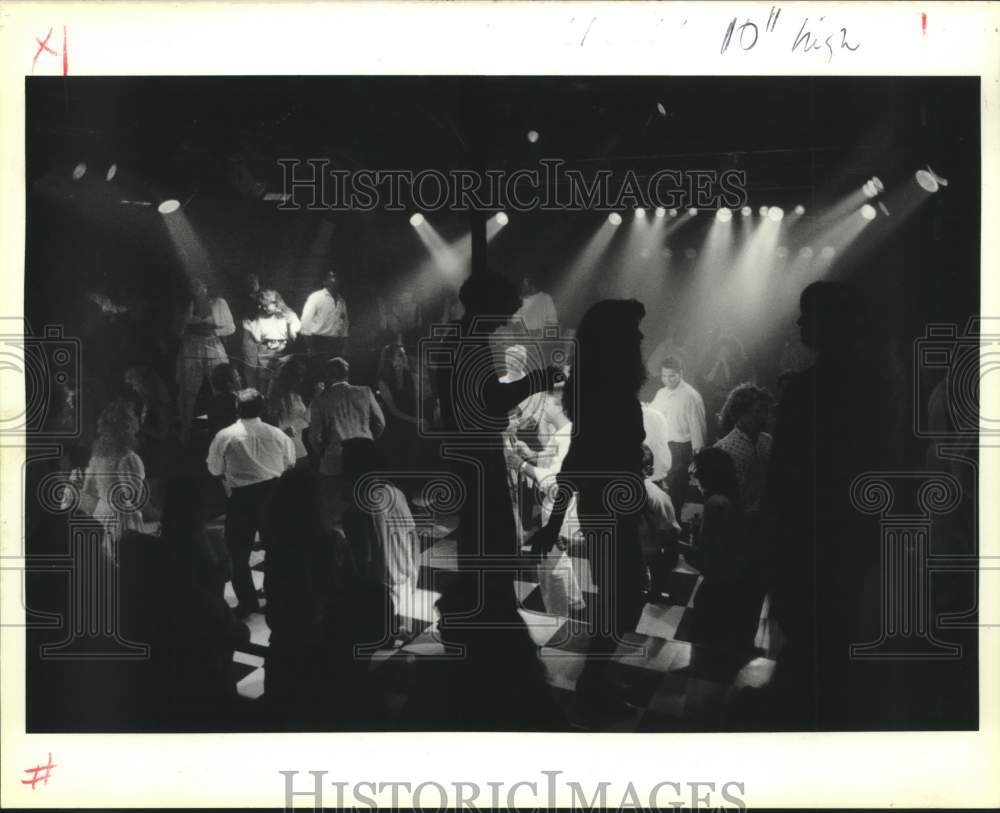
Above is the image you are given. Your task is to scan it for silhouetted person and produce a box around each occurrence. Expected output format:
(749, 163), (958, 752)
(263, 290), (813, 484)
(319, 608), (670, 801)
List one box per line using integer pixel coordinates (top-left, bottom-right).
(399, 574), (567, 731)
(762, 280), (889, 729)
(535, 299), (647, 723)
(263, 467), (369, 729)
(432, 271), (559, 609)
(681, 448), (763, 651)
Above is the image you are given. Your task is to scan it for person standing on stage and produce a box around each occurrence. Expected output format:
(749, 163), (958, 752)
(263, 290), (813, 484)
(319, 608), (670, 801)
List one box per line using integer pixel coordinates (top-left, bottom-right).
(177, 277), (236, 440)
(300, 268), (349, 362)
(649, 356), (707, 515)
(242, 288), (300, 391)
(207, 388), (295, 617)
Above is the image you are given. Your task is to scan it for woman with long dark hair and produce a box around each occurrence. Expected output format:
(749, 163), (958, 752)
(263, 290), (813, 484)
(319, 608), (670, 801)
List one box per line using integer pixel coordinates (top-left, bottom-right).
(534, 298), (648, 722)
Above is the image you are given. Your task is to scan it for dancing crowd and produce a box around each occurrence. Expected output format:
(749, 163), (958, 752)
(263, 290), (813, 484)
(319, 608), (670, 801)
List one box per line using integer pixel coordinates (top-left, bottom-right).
(28, 259), (918, 732)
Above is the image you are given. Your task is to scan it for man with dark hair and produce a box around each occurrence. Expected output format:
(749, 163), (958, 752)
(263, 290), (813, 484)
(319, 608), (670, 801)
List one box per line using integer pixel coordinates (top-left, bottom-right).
(309, 358), (385, 519)
(300, 268), (349, 364)
(649, 356), (706, 514)
(207, 388), (296, 616)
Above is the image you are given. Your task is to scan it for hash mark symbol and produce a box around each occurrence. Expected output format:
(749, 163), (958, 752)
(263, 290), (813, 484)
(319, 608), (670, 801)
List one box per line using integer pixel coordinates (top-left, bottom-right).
(21, 753), (57, 789)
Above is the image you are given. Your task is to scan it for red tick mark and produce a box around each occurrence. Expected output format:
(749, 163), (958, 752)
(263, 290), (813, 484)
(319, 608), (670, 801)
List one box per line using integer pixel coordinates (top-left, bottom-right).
(921, 12), (927, 36)
(63, 25), (69, 75)
(32, 28), (56, 74)
(21, 753), (56, 790)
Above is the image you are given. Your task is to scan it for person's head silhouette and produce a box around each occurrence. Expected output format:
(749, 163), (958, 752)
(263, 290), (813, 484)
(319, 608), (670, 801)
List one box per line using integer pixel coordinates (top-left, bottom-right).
(797, 280), (870, 355)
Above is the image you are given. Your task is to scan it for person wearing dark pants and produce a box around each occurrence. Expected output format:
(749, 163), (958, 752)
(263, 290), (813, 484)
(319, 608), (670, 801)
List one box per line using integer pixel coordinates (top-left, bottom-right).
(649, 356), (707, 516)
(665, 440), (693, 516)
(207, 388), (295, 617)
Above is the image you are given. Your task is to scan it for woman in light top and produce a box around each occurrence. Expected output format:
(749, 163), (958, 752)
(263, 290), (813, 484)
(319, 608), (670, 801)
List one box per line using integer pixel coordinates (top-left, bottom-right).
(81, 399), (148, 558)
(177, 277), (236, 439)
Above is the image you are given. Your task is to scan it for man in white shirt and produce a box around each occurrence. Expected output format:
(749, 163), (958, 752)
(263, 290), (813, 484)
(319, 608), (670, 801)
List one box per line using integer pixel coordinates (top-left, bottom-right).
(300, 268), (349, 362)
(207, 388), (295, 616)
(649, 356), (707, 514)
(513, 275), (558, 333)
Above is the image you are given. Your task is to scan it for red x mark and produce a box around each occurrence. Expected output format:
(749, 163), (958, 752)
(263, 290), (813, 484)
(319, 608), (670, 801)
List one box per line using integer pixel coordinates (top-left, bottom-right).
(32, 28), (56, 74)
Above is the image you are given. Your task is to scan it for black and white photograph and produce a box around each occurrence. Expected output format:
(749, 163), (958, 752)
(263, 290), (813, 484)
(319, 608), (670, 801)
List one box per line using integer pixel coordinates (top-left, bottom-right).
(20, 73), (981, 734)
(2, 2), (999, 810)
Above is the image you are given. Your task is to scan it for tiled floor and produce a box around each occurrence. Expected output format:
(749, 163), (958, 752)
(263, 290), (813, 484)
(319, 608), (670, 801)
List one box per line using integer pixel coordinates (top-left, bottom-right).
(220, 497), (777, 730)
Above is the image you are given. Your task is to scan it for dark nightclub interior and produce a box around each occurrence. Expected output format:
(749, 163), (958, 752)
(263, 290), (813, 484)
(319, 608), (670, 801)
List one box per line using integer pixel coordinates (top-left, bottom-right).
(23, 76), (980, 733)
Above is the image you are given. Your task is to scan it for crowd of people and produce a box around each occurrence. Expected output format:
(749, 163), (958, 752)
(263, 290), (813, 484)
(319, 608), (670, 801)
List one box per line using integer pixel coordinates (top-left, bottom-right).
(29, 257), (928, 732)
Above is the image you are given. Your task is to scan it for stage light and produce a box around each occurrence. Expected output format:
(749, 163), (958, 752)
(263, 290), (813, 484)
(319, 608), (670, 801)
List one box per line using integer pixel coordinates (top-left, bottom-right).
(775, 246), (789, 259)
(794, 204), (805, 215)
(915, 169), (939, 193)
(105, 163), (118, 182)
(759, 206), (769, 216)
(654, 207), (666, 218)
(687, 207), (698, 217)
(158, 199), (181, 215)
(878, 202), (891, 217)
(635, 207), (646, 217)
(862, 177), (885, 199)
(656, 102), (667, 117)
(72, 162), (87, 180)
(716, 207), (732, 222)
(768, 206), (784, 222)
(495, 211), (509, 226)
(799, 246), (814, 259)
(527, 130), (540, 144)
(820, 246), (836, 260)
(860, 204), (877, 220)
(608, 212), (622, 226)
(668, 209), (678, 217)
(410, 213), (424, 227)
(741, 206), (752, 217)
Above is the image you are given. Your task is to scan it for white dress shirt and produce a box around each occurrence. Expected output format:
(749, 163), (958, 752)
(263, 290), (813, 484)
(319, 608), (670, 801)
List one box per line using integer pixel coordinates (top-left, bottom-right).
(641, 404), (673, 481)
(206, 417), (295, 489)
(649, 380), (707, 450)
(300, 289), (349, 337)
(514, 292), (558, 332)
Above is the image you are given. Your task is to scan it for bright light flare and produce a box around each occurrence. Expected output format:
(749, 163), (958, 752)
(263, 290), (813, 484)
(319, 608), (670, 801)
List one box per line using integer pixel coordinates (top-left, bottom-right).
(158, 199), (181, 215)
(716, 207), (732, 222)
(654, 207), (666, 218)
(495, 211), (509, 226)
(860, 204), (877, 221)
(741, 206), (752, 217)
(608, 212), (622, 226)
(767, 206), (784, 222)
(410, 213), (425, 227)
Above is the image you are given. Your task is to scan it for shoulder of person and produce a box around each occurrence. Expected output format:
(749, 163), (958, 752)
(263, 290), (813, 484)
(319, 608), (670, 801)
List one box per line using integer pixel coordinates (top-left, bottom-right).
(704, 493), (734, 514)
